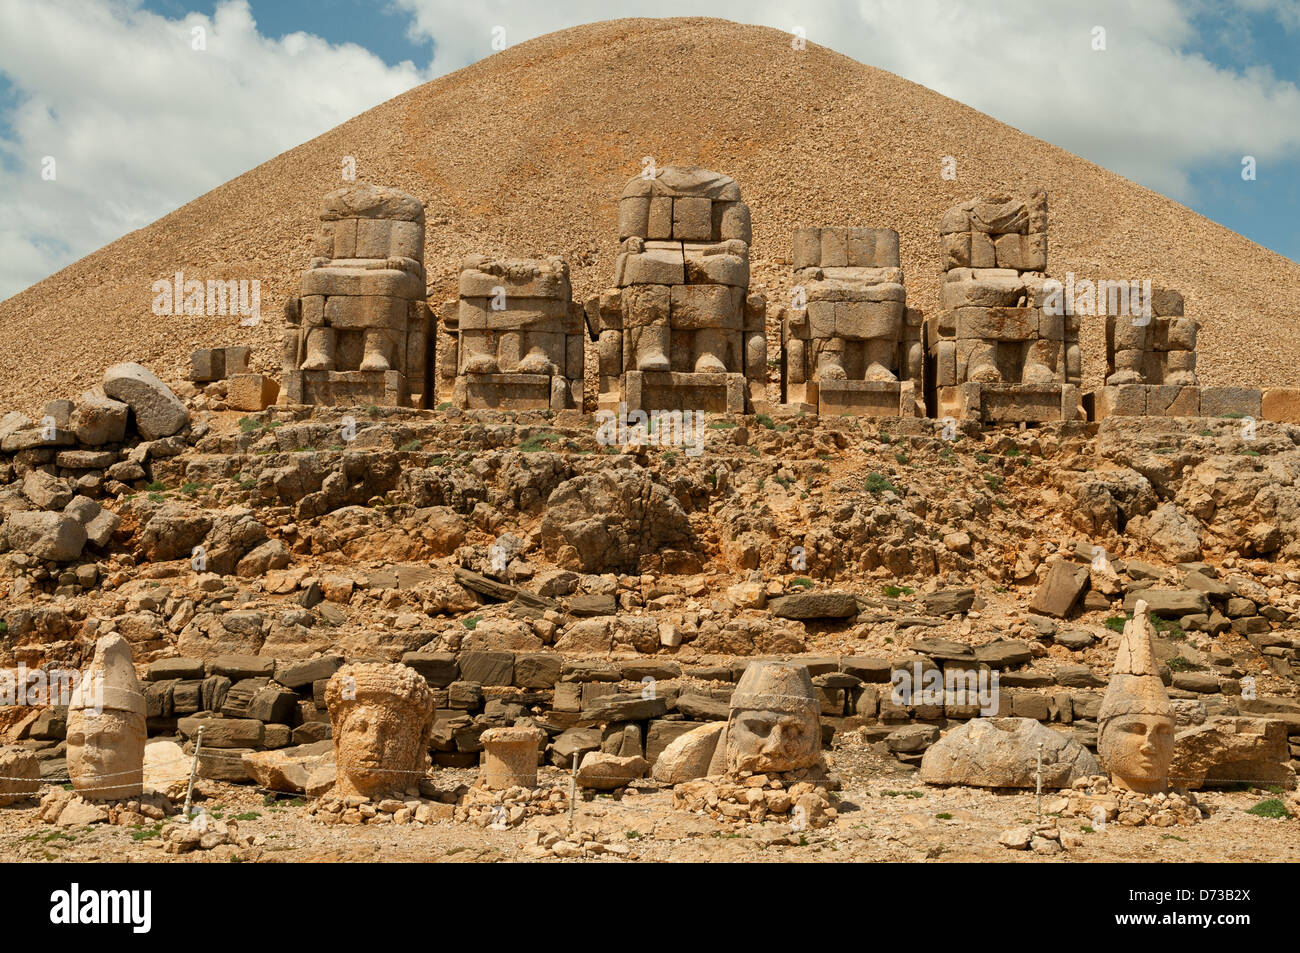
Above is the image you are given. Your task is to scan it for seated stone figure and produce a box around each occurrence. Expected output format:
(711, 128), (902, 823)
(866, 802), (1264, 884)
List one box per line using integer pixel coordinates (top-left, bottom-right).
(445, 255), (584, 410)
(66, 634), (146, 801)
(784, 226), (923, 416)
(725, 661), (823, 775)
(1098, 600), (1175, 794)
(928, 191), (1083, 421)
(1093, 286), (1230, 418)
(282, 183), (431, 408)
(587, 165), (766, 413)
(1106, 288), (1197, 387)
(324, 662), (434, 799)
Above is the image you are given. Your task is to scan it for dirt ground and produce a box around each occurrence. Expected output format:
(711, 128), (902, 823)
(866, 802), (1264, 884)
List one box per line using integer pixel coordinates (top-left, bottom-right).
(3, 738), (1294, 864)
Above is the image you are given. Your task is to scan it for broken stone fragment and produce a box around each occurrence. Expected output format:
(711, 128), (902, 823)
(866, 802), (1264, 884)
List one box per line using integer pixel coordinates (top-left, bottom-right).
(575, 751), (648, 790)
(102, 362), (190, 440)
(1, 510), (87, 561)
(920, 717), (1099, 788)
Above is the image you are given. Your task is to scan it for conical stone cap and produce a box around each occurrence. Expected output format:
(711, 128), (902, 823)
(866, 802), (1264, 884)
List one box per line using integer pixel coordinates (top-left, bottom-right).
(1099, 599), (1172, 724)
(68, 634), (145, 717)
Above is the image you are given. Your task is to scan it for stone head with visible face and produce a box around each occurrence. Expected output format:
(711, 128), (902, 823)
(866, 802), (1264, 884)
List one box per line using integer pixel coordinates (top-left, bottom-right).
(325, 663), (434, 799)
(66, 634), (146, 801)
(1099, 600), (1176, 794)
(726, 661), (822, 775)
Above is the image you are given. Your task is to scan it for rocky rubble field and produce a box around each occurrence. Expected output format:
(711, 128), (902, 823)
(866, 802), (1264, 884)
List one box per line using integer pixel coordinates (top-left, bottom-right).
(2, 754), (1297, 864)
(1, 366), (1299, 861)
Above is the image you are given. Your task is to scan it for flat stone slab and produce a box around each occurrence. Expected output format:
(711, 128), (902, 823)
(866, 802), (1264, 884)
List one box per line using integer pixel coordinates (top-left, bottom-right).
(919, 587), (975, 616)
(974, 639), (1033, 668)
(912, 637), (974, 660)
(817, 379), (920, 418)
(945, 382), (1084, 424)
(1125, 589), (1209, 617)
(768, 591), (859, 619)
(567, 594), (617, 616)
(1029, 561), (1089, 618)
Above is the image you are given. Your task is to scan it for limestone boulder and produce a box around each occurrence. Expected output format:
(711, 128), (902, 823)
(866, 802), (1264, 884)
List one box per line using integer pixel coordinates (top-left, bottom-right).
(65, 496), (120, 548)
(22, 470), (73, 510)
(0, 746), (40, 805)
(242, 741), (335, 794)
(199, 508), (268, 575)
(1029, 560), (1089, 618)
(1170, 716), (1297, 790)
(651, 721), (726, 784)
(1128, 502), (1202, 564)
(920, 587), (976, 616)
(540, 469), (692, 573)
(70, 393), (130, 446)
(0, 411), (30, 443)
(137, 505), (212, 562)
(919, 717), (1099, 789)
(575, 751), (648, 790)
(235, 538), (291, 578)
(1, 511), (87, 561)
(103, 362), (190, 439)
(142, 739), (191, 798)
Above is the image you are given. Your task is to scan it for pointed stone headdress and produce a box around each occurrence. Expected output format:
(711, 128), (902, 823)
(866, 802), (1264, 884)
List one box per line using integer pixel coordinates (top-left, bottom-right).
(1099, 599), (1172, 727)
(68, 634), (145, 716)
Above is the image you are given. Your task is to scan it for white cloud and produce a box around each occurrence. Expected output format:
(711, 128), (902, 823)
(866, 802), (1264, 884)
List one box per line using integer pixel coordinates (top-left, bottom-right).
(4, 0), (1300, 299)
(0, 0), (425, 300)
(396, 0), (1300, 194)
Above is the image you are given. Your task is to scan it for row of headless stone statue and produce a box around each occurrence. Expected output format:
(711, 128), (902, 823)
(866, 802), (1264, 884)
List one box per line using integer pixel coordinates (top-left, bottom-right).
(280, 170), (1205, 423)
(63, 601), (1175, 804)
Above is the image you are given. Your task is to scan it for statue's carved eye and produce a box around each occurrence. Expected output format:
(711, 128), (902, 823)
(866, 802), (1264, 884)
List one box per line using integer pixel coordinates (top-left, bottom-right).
(741, 717), (771, 738)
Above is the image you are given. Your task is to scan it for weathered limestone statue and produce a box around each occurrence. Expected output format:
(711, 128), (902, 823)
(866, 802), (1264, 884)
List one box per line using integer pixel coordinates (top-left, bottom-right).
(1106, 288), (1197, 388)
(1098, 600), (1175, 794)
(783, 226), (923, 416)
(928, 191), (1083, 422)
(479, 725), (545, 790)
(66, 634), (146, 800)
(1094, 288), (1209, 417)
(324, 662), (434, 799)
(587, 165), (766, 413)
(440, 255), (584, 410)
(726, 661), (822, 774)
(282, 183), (431, 408)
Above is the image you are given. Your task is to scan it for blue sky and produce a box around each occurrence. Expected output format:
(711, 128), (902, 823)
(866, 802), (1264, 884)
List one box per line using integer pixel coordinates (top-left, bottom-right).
(142, 0), (432, 67)
(1, 0), (1298, 300)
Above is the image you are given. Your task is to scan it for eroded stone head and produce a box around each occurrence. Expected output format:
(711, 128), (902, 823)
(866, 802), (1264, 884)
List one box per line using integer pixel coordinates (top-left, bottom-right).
(1098, 600), (1176, 794)
(725, 661), (822, 774)
(325, 662), (434, 799)
(66, 634), (146, 801)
